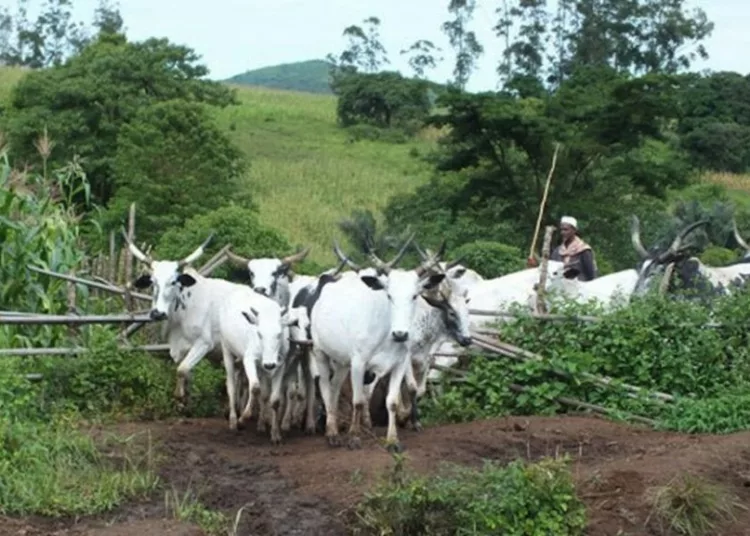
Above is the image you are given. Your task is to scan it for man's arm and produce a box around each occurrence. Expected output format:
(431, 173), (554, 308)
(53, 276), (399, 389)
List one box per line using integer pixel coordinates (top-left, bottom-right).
(579, 250), (597, 281)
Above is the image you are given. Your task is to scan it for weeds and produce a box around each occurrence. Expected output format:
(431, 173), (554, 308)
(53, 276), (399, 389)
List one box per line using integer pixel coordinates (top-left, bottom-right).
(164, 485), (230, 535)
(645, 473), (744, 536)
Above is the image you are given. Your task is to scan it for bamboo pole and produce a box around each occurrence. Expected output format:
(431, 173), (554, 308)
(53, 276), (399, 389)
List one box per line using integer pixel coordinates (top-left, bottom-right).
(0, 344), (170, 357)
(528, 142), (561, 264)
(27, 266), (151, 301)
(124, 203), (136, 311)
(0, 314), (153, 325)
(535, 225), (555, 314)
(108, 231), (117, 283)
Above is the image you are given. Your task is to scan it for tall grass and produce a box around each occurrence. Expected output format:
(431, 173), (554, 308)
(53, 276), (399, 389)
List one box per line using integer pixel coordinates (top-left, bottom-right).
(704, 171), (750, 193)
(214, 85), (436, 263)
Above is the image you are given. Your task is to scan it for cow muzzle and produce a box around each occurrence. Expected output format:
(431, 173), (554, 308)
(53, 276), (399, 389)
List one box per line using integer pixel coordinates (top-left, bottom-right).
(149, 309), (167, 321)
(254, 287), (269, 296)
(457, 335), (473, 347)
(392, 330), (409, 342)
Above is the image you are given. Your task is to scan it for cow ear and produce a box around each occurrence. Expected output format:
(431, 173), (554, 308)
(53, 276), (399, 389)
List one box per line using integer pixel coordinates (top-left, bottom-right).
(451, 267), (467, 278)
(241, 311), (258, 325)
(284, 316), (299, 327)
(133, 274), (152, 289)
(420, 293), (444, 309)
(177, 273), (197, 287)
(360, 275), (386, 291)
(422, 273), (446, 290)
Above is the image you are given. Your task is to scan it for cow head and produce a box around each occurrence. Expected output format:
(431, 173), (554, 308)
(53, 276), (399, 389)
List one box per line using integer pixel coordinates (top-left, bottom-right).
(124, 230), (213, 321)
(241, 303), (298, 371)
(415, 246), (473, 347)
(630, 216), (708, 295)
(226, 247), (311, 302)
(339, 233), (445, 342)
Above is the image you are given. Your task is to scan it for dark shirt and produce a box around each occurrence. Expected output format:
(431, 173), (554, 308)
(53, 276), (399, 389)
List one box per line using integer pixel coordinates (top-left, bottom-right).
(550, 245), (597, 282)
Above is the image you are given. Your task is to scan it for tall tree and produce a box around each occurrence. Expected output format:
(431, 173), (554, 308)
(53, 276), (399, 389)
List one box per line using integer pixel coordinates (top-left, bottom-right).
(400, 39), (443, 79)
(327, 16), (389, 74)
(441, 0), (483, 89)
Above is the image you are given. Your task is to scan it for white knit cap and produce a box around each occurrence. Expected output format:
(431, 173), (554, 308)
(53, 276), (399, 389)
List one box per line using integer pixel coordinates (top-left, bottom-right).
(560, 216), (578, 229)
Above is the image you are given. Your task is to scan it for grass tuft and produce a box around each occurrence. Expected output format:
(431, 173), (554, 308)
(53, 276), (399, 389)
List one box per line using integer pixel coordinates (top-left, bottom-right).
(645, 473), (744, 536)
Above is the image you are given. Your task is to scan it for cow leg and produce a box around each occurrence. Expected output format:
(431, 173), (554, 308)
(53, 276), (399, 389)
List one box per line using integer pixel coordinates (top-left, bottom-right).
(269, 367), (286, 445)
(347, 358), (367, 449)
(401, 361), (422, 431)
(302, 350), (318, 435)
(239, 357), (261, 425)
(256, 378), (271, 433)
(293, 363), (307, 428)
(314, 350), (345, 447)
(280, 360), (299, 432)
(385, 358), (410, 453)
(220, 342), (240, 431)
(174, 340), (212, 412)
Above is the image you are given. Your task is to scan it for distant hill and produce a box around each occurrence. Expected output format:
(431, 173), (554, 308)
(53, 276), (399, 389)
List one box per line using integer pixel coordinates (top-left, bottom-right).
(225, 59), (332, 94)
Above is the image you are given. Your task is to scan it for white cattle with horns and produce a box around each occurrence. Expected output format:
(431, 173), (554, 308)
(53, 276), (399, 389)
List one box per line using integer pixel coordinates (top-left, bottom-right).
(309, 234), (446, 452)
(124, 232), (299, 443)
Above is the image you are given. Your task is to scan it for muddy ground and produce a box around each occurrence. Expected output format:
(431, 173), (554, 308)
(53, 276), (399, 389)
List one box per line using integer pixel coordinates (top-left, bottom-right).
(3, 414), (750, 536)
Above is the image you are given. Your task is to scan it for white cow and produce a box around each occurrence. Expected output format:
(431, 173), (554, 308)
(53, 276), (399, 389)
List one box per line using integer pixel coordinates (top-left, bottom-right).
(310, 235), (445, 452)
(124, 233), (298, 443)
(427, 261), (565, 380)
(545, 267), (639, 312)
(226, 247), (311, 305)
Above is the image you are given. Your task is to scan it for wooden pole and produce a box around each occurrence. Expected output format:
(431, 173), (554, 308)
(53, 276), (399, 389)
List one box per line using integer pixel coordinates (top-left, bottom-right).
(108, 231), (117, 283)
(27, 266), (151, 301)
(124, 203), (136, 312)
(535, 225), (555, 314)
(528, 142), (561, 265)
(0, 344), (170, 357)
(0, 314), (153, 325)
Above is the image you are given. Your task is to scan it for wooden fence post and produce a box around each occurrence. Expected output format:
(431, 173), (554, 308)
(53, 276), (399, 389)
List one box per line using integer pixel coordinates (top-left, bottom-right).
(123, 203), (136, 311)
(535, 225), (555, 314)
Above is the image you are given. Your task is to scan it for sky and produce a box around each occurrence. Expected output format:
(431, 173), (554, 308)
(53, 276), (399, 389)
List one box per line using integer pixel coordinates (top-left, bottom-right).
(19, 0), (750, 92)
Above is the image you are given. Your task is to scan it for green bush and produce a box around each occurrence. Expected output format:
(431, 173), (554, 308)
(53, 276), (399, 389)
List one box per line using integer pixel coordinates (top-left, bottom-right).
(155, 204), (295, 279)
(353, 455), (586, 535)
(424, 291), (750, 434)
(105, 99), (248, 244)
(699, 246), (737, 266)
(450, 240), (526, 278)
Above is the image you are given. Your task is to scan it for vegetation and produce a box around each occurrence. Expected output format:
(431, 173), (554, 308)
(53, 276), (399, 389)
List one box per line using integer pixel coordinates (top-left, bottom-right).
(3, 0), (750, 532)
(353, 454), (586, 535)
(225, 59), (333, 94)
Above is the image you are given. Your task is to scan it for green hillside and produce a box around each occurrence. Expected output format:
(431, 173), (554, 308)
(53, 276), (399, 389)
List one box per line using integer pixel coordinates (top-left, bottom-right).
(225, 59), (332, 95)
(0, 67), (435, 265)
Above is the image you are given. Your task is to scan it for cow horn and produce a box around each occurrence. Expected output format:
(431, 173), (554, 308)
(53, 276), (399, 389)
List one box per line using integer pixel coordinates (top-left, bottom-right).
(332, 240), (361, 271)
(413, 241), (430, 261)
(282, 246), (311, 266)
(415, 239), (446, 277)
(385, 232), (416, 271)
(661, 220), (708, 260)
(445, 256), (465, 271)
(365, 237), (390, 274)
(630, 216), (649, 260)
(732, 219), (750, 252)
(121, 227), (153, 265)
(226, 249), (251, 267)
(178, 233), (214, 269)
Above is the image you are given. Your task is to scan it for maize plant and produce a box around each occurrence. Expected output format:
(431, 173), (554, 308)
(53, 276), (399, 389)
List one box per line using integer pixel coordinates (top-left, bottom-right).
(0, 146), (98, 348)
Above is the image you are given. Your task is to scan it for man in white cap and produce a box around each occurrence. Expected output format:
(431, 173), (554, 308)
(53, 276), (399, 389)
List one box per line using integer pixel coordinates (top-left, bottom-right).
(550, 215), (598, 281)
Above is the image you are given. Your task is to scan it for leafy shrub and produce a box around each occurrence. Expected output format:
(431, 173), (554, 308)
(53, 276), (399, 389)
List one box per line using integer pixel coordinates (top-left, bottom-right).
(450, 240), (525, 278)
(353, 455), (586, 535)
(105, 99), (248, 244)
(154, 204), (294, 279)
(699, 246), (737, 266)
(424, 291), (750, 434)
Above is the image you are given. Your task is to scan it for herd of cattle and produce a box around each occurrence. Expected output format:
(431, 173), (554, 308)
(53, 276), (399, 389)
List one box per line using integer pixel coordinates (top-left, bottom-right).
(121, 215), (750, 452)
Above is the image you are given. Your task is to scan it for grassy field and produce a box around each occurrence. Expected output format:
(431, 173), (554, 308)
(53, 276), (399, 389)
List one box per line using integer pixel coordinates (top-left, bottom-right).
(704, 171), (750, 193)
(0, 67), (436, 265)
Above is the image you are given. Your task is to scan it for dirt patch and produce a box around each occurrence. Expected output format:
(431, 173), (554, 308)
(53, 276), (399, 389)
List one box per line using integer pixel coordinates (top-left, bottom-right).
(5, 415), (750, 535)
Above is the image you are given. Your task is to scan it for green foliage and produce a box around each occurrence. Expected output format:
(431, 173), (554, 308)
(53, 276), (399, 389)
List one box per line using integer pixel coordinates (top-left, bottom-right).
(353, 455), (586, 535)
(155, 204), (301, 278)
(450, 240), (525, 278)
(0, 150), (99, 347)
(332, 71), (432, 131)
(225, 60), (333, 94)
(105, 99), (247, 244)
(425, 291), (750, 434)
(699, 246), (736, 267)
(2, 32), (238, 204)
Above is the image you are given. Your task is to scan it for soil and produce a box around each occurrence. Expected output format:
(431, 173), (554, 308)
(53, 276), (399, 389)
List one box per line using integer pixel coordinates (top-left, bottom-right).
(4, 414), (750, 536)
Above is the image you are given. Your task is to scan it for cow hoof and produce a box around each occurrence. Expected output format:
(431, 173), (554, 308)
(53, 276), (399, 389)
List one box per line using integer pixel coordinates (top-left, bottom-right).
(271, 435), (282, 446)
(305, 425), (317, 436)
(386, 442), (403, 454)
(412, 421), (423, 432)
(327, 435), (342, 448)
(348, 436), (362, 450)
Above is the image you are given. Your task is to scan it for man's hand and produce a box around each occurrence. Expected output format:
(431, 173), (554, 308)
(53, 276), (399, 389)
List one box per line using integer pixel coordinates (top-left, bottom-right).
(526, 256), (538, 268)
